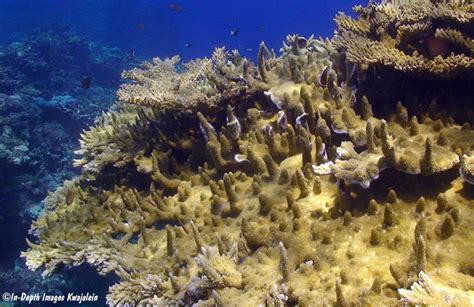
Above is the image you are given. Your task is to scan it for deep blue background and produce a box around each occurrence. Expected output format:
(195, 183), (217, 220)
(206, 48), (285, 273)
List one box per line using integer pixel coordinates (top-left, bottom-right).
(0, 0), (361, 61)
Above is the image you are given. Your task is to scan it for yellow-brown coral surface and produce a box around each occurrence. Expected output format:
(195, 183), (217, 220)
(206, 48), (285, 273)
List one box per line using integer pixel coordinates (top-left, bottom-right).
(332, 0), (474, 78)
(22, 2), (474, 306)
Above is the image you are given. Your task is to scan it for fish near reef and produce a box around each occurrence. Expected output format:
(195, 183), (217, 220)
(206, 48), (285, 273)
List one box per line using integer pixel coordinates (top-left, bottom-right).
(81, 76), (91, 90)
(230, 28), (240, 36)
(66, 190), (74, 205)
(425, 36), (451, 57)
(128, 48), (136, 61)
(168, 3), (183, 12)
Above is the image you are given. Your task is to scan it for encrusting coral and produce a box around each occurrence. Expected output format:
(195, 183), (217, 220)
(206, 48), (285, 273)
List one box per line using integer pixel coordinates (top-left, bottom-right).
(22, 1), (474, 306)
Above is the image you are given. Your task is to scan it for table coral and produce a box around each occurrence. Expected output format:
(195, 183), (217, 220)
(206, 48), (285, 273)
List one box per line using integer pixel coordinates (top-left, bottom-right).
(332, 0), (474, 78)
(117, 48), (258, 113)
(22, 3), (474, 307)
(460, 154), (474, 184)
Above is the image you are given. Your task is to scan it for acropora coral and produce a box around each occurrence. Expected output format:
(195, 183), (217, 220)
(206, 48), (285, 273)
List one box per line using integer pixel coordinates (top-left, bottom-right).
(332, 0), (474, 78)
(22, 1), (474, 306)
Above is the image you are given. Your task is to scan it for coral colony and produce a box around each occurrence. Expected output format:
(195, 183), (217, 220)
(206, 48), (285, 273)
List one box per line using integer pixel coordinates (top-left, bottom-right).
(0, 24), (128, 295)
(22, 1), (473, 305)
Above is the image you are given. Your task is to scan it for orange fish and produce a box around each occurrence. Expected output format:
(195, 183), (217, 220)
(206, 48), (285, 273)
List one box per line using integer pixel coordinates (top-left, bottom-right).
(66, 190), (74, 205)
(82, 76), (91, 90)
(426, 36), (450, 57)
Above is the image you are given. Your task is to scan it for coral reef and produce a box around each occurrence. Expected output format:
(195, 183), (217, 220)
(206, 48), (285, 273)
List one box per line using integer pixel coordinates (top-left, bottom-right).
(22, 2), (474, 306)
(0, 24), (128, 95)
(332, 0), (474, 126)
(0, 24), (130, 206)
(399, 271), (472, 305)
(332, 0), (474, 78)
(117, 47), (258, 113)
(0, 23), (129, 123)
(0, 24), (132, 298)
(0, 260), (68, 296)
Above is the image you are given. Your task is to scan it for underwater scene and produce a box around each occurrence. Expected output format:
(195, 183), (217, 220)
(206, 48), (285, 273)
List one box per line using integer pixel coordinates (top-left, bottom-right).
(0, 0), (473, 306)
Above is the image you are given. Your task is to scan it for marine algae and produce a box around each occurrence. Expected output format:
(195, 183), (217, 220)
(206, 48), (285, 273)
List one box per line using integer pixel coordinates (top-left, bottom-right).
(22, 1), (474, 306)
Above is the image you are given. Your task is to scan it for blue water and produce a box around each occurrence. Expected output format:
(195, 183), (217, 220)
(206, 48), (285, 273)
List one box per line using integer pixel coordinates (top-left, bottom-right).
(0, 1), (360, 305)
(0, 0), (359, 60)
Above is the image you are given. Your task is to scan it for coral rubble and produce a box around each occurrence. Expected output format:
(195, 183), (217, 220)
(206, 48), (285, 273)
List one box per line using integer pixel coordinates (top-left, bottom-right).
(22, 2), (474, 306)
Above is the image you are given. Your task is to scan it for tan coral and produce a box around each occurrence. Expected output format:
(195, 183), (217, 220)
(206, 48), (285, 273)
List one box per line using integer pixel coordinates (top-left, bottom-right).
(194, 245), (242, 288)
(460, 153), (474, 184)
(21, 16), (474, 307)
(398, 271), (473, 306)
(332, 0), (474, 78)
(117, 48), (258, 113)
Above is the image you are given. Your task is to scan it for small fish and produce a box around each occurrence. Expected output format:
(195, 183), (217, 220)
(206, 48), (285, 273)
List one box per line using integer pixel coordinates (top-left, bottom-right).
(128, 48), (136, 60)
(230, 28), (240, 36)
(264, 124), (273, 138)
(184, 42), (192, 48)
(66, 190), (74, 205)
(168, 3), (183, 12)
(81, 76), (91, 90)
(277, 111), (288, 132)
(245, 48), (253, 52)
(319, 65), (329, 87)
(295, 113), (308, 131)
(234, 154), (249, 163)
(137, 23), (145, 30)
(426, 35), (450, 57)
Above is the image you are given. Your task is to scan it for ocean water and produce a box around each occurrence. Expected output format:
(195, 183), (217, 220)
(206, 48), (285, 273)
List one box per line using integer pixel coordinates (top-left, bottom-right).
(0, 0), (360, 60)
(0, 1), (358, 306)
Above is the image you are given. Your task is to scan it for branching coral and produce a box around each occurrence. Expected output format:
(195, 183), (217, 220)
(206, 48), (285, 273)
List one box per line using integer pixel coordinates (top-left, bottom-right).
(117, 48), (258, 113)
(399, 271), (473, 306)
(460, 153), (474, 184)
(21, 3), (474, 306)
(332, 0), (474, 78)
(73, 102), (148, 173)
(315, 112), (474, 188)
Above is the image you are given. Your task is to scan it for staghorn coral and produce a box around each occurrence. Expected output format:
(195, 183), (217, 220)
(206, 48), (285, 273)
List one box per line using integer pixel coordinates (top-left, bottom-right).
(332, 0), (474, 78)
(22, 7), (474, 307)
